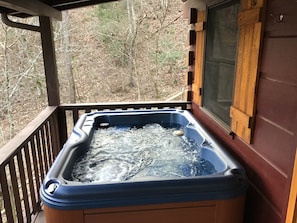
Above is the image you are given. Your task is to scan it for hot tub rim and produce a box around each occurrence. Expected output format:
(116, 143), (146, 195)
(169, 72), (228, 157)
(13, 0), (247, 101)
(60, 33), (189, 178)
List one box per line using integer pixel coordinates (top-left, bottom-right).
(40, 109), (248, 210)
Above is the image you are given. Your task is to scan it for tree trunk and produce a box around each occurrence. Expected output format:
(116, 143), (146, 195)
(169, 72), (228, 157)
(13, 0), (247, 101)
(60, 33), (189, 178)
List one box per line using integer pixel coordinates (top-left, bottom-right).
(126, 0), (137, 88)
(62, 11), (76, 103)
(2, 25), (14, 139)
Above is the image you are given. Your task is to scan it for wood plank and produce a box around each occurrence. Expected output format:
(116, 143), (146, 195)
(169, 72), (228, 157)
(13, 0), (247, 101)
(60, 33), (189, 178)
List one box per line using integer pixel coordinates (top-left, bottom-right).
(44, 206), (84, 223)
(195, 21), (205, 32)
(234, 7), (263, 108)
(256, 78), (297, 133)
(188, 30), (196, 45)
(41, 125), (49, 171)
(17, 150), (31, 223)
(236, 24), (255, 113)
(29, 139), (41, 213)
(230, 106), (251, 128)
(49, 114), (61, 158)
(192, 84), (200, 103)
(245, 185), (282, 223)
(215, 196), (245, 223)
(188, 51), (195, 66)
(50, 0), (118, 11)
(193, 11), (205, 106)
(45, 121), (54, 164)
(246, 23), (262, 115)
(187, 71), (193, 85)
(238, 7), (262, 26)
(285, 149), (297, 223)
(84, 197), (244, 223)
(242, 146), (287, 217)
(0, 207), (2, 223)
(60, 101), (190, 111)
(253, 115), (296, 175)
(72, 109), (79, 124)
(0, 167), (14, 223)
(261, 37), (297, 84)
(33, 209), (46, 223)
(85, 108), (92, 113)
(241, 0), (265, 10)
(233, 25), (244, 108)
(57, 107), (68, 148)
(0, 0), (62, 20)
(35, 133), (45, 181)
(230, 106), (252, 143)
(85, 206), (216, 223)
(265, 0), (297, 37)
(40, 17), (60, 106)
(231, 4), (264, 143)
(9, 159), (23, 223)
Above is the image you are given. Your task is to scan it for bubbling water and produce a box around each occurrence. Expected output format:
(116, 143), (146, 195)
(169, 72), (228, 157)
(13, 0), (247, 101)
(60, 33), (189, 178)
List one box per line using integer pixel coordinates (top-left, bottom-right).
(71, 123), (216, 183)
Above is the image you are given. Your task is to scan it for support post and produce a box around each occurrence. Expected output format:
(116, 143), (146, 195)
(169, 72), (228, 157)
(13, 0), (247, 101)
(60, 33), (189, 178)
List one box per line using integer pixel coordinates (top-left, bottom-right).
(39, 16), (60, 106)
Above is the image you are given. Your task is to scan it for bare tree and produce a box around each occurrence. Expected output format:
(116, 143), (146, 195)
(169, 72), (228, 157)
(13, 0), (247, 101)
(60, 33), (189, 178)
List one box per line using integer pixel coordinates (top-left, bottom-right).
(0, 0), (187, 148)
(126, 0), (137, 88)
(1, 24), (14, 139)
(149, 0), (170, 98)
(0, 17), (45, 146)
(62, 11), (76, 103)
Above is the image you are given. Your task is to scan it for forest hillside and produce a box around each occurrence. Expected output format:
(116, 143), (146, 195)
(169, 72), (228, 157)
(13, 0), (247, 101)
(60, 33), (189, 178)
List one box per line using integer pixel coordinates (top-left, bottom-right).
(0, 0), (188, 148)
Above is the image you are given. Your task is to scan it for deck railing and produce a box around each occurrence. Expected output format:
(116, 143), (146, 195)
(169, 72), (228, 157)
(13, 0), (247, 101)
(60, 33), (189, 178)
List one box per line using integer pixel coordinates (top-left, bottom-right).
(0, 101), (190, 223)
(58, 101), (191, 142)
(0, 106), (61, 223)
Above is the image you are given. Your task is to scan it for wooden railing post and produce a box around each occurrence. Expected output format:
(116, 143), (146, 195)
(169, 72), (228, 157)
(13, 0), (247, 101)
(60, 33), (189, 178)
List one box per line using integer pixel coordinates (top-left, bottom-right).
(39, 16), (60, 106)
(57, 107), (68, 149)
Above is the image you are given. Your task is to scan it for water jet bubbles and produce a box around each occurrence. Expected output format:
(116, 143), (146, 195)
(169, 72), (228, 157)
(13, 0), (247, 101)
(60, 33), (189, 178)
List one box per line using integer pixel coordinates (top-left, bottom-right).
(70, 123), (217, 183)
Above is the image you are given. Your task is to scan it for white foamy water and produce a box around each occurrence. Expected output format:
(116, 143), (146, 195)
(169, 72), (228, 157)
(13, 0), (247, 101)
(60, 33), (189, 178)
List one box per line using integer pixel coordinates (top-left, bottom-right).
(71, 124), (216, 183)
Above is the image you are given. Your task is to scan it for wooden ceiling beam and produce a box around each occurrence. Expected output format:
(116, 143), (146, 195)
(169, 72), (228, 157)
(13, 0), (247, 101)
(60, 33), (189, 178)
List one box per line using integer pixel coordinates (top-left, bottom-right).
(0, 0), (62, 20)
(50, 0), (118, 11)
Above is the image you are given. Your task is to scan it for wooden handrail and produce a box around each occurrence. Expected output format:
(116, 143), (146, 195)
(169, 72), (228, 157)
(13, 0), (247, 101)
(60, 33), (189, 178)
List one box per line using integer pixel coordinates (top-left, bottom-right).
(60, 101), (190, 110)
(59, 101), (191, 141)
(0, 106), (58, 164)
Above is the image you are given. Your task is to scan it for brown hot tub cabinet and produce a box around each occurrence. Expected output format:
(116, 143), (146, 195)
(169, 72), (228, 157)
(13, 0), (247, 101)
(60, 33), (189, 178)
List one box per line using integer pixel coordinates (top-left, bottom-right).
(40, 110), (247, 223)
(44, 196), (245, 223)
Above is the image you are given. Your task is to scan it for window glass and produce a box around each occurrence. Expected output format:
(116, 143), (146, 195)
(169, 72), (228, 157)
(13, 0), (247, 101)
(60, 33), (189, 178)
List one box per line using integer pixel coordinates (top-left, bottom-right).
(203, 0), (240, 125)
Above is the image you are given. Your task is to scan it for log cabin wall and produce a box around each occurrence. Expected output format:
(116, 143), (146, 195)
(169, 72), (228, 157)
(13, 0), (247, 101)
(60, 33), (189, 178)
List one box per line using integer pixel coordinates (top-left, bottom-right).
(189, 0), (297, 222)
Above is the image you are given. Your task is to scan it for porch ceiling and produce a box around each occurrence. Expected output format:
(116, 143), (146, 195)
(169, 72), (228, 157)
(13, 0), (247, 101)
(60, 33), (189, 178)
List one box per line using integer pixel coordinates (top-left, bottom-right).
(0, 0), (118, 20)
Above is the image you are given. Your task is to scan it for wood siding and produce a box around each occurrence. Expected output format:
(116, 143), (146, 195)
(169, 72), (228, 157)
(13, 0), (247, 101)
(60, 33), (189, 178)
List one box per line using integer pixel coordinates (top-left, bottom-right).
(192, 0), (297, 222)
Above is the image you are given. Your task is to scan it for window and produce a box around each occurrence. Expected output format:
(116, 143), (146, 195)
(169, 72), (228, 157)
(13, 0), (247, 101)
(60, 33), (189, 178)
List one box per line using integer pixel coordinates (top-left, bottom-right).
(192, 0), (265, 143)
(203, 0), (240, 125)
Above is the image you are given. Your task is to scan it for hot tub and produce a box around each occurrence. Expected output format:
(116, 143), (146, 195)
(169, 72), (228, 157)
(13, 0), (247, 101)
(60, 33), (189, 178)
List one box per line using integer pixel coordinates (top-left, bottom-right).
(40, 109), (247, 223)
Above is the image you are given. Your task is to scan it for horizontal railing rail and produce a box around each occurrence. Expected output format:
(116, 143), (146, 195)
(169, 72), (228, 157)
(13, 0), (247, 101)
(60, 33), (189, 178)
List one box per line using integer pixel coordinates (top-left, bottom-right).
(0, 101), (190, 223)
(58, 101), (191, 142)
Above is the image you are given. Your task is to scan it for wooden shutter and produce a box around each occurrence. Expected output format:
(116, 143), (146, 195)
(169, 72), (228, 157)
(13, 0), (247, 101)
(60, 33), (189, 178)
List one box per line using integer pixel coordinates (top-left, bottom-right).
(192, 11), (206, 106)
(286, 149), (297, 223)
(230, 0), (265, 144)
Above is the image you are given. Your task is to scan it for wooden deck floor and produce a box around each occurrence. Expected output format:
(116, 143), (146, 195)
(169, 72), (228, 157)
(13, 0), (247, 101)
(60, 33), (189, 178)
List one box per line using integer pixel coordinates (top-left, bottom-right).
(32, 209), (46, 223)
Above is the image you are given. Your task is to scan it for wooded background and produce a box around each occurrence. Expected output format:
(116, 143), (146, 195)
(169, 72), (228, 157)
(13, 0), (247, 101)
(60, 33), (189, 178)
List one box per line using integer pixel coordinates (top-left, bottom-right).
(0, 0), (188, 147)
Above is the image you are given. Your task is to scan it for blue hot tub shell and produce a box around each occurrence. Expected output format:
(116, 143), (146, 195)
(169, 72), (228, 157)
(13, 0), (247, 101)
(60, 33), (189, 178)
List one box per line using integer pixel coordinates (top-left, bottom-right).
(40, 109), (248, 223)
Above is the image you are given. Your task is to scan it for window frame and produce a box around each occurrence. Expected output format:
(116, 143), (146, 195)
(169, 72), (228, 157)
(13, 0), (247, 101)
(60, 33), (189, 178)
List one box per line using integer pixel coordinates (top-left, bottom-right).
(201, 0), (241, 127)
(192, 0), (265, 144)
